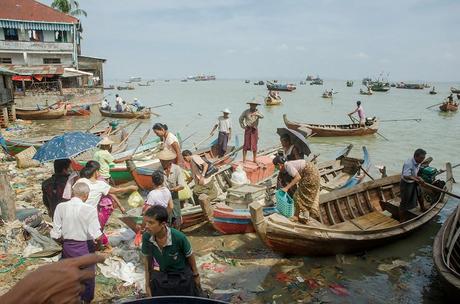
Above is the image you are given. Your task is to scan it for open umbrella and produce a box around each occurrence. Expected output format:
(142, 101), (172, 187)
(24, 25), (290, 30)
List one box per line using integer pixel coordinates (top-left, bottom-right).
(33, 131), (102, 163)
(276, 128), (311, 157)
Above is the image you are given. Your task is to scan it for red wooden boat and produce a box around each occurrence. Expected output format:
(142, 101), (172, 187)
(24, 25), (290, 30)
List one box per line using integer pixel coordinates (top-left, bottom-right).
(65, 104), (91, 116)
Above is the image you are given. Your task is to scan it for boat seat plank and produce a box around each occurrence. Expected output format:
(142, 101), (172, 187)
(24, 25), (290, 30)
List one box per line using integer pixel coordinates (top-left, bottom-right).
(319, 165), (344, 176)
(350, 211), (399, 231)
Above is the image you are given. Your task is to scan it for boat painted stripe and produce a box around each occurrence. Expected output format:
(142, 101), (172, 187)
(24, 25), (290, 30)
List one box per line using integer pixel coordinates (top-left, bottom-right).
(214, 217), (252, 224)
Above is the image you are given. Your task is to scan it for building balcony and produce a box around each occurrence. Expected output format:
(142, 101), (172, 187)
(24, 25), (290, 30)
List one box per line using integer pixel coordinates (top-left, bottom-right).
(0, 40), (73, 53)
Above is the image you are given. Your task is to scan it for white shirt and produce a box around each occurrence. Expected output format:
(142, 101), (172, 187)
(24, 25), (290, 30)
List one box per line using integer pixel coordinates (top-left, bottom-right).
(216, 116), (232, 133)
(164, 132), (179, 152)
(101, 100), (109, 108)
(50, 197), (102, 241)
(115, 96), (123, 104)
(146, 187), (172, 208)
(285, 159), (307, 177)
(74, 178), (111, 208)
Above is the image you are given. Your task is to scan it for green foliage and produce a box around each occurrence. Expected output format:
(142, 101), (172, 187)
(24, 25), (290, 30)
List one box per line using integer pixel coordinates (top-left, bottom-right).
(51, 0), (87, 17)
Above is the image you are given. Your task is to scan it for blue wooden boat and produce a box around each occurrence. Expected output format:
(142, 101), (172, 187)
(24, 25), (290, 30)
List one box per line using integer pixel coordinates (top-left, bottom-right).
(266, 81), (296, 91)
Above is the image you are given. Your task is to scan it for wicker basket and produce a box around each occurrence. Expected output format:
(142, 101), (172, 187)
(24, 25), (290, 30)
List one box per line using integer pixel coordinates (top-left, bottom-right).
(15, 146), (40, 168)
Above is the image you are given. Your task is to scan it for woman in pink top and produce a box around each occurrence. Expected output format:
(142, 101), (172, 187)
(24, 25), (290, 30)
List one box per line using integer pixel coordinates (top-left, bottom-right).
(348, 100), (366, 126)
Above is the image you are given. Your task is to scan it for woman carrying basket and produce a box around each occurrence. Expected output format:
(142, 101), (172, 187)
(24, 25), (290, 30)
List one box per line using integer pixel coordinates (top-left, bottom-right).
(272, 156), (321, 223)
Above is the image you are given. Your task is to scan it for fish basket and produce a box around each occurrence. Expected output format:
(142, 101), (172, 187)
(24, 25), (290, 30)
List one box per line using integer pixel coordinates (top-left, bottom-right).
(275, 190), (294, 218)
(15, 146), (40, 168)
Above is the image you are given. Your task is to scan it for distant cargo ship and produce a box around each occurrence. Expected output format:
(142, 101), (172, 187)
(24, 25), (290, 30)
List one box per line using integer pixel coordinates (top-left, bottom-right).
(194, 75), (216, 81)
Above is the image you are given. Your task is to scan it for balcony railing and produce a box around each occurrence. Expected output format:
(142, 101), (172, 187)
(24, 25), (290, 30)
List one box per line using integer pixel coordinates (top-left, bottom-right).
(0, 40), (73, 52)
(0, 88), (13, 105)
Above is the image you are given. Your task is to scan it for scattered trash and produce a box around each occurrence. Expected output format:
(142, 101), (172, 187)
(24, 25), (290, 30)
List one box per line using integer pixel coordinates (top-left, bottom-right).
(275, 272), (292, 283)
(98, 256), (145, 291)
(377, 260), (409, 272)
(329, 283), (350, 296)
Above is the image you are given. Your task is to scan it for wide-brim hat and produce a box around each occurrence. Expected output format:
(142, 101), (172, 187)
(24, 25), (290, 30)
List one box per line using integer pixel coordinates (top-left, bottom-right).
(247, 101), (261, 105)
(99, 136), (114, 145)
(157, 149), (177, 161)
(222, 108), (231, 114)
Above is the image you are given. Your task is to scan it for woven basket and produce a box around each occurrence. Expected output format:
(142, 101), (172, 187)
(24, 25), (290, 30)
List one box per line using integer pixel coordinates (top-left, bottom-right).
(15, 146), (40, 168)
(275, 190), (295, 217)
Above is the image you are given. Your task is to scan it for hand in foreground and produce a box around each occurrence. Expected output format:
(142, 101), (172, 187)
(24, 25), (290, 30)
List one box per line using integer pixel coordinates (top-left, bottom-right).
(1, 254), (105, 304)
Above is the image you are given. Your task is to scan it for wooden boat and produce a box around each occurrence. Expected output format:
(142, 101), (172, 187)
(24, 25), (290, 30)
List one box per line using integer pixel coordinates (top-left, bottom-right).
(104, 85), (115, 90)
(450, 87), (460, 94)
(65, 104), (91, 116)
(266, 82), (296, 92)
(440, 102), (459, 112)
(346, 81), (353, 87)
(15, 104), (66, 120)
(265, 95), (282, 106)
(200, 145), (370, 235)
(250, 163), (453, 256)
(360, 89), (373, 95)
(429, 90), (437, 95)
(310, 78), (323, 85)
(254, 81), (264, 85)
(322, 92), (333, 98)
(283, 114), (379, 137)
(433, 205), (460, 298)
(244, 80), (250, 84)
(99, 108), (151, 119)
(369, 82), (390, 92)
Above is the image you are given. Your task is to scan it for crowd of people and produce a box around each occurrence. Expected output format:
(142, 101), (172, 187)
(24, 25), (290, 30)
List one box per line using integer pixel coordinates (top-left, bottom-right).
(0, 97), (434, 303)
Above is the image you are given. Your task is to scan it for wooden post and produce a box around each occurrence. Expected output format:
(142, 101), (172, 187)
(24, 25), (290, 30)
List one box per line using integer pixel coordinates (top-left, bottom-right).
(0, 171), (16, 221)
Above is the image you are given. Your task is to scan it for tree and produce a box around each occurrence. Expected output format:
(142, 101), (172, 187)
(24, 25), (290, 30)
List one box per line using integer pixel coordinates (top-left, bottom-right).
(51, 0), (87, 17)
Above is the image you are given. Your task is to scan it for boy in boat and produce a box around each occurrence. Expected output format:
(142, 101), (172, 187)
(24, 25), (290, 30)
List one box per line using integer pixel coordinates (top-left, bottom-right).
(115, 94), (123, 112)
(210, 109), (232, 157)
(348, 100), (366, 126)
(239, 101), (264, 163)
(399, 148), (427, 221)
(101, 99), (110, 111)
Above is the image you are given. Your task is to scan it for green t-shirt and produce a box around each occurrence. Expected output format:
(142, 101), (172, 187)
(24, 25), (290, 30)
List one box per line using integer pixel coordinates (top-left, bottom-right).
(93, 150), (115, 179)
(141, 227), (193, 272)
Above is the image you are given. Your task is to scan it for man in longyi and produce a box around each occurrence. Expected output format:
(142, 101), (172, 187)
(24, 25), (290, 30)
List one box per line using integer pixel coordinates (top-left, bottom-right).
(399, 148), (427, 221)
(239, 101), (264, 163)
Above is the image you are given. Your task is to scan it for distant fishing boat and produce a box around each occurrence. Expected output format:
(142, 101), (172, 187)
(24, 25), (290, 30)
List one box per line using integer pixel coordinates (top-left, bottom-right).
(137, 82), (151, 86)
(310, 78), (323, 85)
(245, 80), (250, 84)
(360, 88), (373, 95)
(369, 81), (390, 92)
(266, 82), (296, 92)
(254, 80), (264, 85)
(103, 85), (115, 90)
(346, 80), (354, 87)
(362, 77), (372, 86)
(299, 81), (306, 85)
(322, 91), (333, 98)
(117, 85), (135, 90)
(439, 102), (458, 112)
(129, 77), (142, 83)
(265, 95), (282, 106)
(181, 79), (188, 82)
(450, 87), (460, 94)
(396, 83), (424, 89)
(429, 88), (437, 95)
(306, 75), (315, 81)
(99, 108), (151, 119)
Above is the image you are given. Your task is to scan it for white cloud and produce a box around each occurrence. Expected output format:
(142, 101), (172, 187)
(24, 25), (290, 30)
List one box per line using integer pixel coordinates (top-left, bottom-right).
(355, 52), (370, 59)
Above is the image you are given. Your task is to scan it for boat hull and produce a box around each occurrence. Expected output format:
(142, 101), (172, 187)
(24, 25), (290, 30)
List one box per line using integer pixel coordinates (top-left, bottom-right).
(283, 114), (379, 137)
(250, 163), (453, 256)
(15, 105), (66, 120)
(99, 108), (151, 119)
(439, 103), (458, 112)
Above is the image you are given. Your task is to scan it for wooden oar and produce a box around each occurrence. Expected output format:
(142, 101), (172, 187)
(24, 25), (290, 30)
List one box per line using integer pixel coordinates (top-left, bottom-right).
(211, 146), (243, 166)
(114, 121), (142, 148)
(422, 182), (460, 200)
(131, 128), (152, 156)
(426, 102), (444, 109)
(86, 118), (106, 132)
(348, 114), (389, 141)
(147, 103), (173, 109)
(380, 118), (422, 123)
(178, 113), (203, 133)
(181, 131), (198, 145)
(436, 163), (460, 176)
(360, 165), (375, 180)
(194, 134), (214, 150)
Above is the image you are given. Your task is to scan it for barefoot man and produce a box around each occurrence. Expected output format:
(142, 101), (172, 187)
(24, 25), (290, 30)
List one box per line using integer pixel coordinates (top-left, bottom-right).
(239, 101), (263, 163)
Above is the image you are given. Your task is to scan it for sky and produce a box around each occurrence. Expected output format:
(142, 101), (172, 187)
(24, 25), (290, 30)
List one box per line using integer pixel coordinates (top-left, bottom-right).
(44, 0), (460, 81)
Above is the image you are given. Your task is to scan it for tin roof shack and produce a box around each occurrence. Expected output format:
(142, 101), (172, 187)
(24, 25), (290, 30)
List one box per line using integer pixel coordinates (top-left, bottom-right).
(78, 56), (106, 87)
(0, 66), (16, 127)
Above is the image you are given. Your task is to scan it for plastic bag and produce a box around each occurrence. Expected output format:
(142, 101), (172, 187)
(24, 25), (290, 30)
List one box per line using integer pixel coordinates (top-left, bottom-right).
(179, 169), (192, 200)
(128, 191), (144, 208)
(231, 165), (249, 186)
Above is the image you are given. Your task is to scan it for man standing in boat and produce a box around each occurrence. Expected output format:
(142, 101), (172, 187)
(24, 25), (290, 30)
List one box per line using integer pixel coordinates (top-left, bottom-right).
(399, 148), (427, 221)
(348, 100), (366, 126)
(239, 101), (264, 163)
(210, 108), (232, 157)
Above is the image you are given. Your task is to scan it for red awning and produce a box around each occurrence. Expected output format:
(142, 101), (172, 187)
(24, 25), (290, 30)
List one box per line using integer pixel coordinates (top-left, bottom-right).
(12, 75), (32, 81)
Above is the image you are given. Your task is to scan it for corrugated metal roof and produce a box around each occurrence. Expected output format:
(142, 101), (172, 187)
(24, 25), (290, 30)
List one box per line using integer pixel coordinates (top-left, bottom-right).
(6, 65), (64, 75)
(0, 0), (78, 24)
(0, 65), (16, 75)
